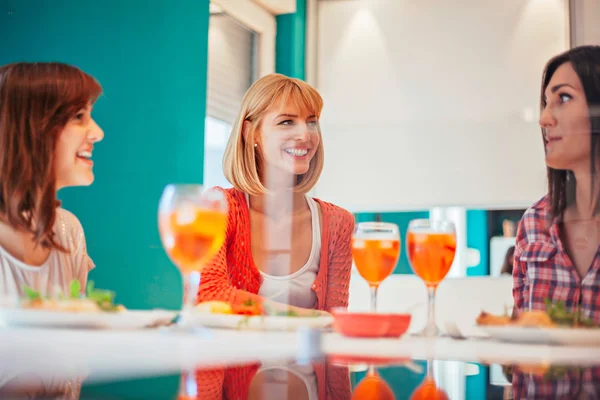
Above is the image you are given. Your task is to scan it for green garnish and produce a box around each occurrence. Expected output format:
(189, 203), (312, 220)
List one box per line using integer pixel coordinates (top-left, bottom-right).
(242, 298), (255, 307)
(23, 286), (41, 301)
(69, 280), (81, 299)
(545, 299), (598, 328)
(20, 280), (122, 312)
(86, 281), (119, 312)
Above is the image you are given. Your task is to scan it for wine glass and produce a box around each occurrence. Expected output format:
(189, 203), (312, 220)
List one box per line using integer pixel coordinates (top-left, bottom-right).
(352, 365), (395, 400)
(406, 219), (456, 337)
(410, 359), (449, 400)
(352, 222), (400, 312)
(158, 184), (227, 322)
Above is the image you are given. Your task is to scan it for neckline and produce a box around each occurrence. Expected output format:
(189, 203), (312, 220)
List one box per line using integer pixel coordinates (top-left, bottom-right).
(245, 193), (320, 280)
(0, 243), (52, 271)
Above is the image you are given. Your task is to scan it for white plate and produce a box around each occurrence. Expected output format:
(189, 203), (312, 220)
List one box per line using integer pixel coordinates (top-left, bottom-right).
(481, 326), (600, 347)
(189, 312), (333, 331)
(0, 308), (176, 330)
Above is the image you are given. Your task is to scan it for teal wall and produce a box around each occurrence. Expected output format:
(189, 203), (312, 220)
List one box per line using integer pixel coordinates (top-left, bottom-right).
(0, 0), (211, 311)
(276, 0), (306, 79)
(466, 210), (489, 276)
(0, 1), (210, 397)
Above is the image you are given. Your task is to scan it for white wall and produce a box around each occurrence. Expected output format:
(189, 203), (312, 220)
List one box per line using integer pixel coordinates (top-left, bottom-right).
(571, 0), (600, 46)
(314, 0), (568, 212)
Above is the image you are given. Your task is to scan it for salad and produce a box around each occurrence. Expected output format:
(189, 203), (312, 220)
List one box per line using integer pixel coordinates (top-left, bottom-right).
(21, 280), (125, 313)
(476, 299), (598, 328)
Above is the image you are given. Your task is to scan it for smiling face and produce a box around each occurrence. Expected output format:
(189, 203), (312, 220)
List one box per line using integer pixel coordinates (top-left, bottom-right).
(252, 100), (321, 179)
(540, 62), (592, 172)
(54, 104), (104, 189)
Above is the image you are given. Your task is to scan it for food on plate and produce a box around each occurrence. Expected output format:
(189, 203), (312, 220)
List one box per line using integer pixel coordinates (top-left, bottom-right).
(476, 299), (598, 329)
(195, 301), (232, 314)
(475, 311), (512, 326)
(194, 298), (321, 318)
(513, 310), (554, 328)
(21, 280), (125, 313)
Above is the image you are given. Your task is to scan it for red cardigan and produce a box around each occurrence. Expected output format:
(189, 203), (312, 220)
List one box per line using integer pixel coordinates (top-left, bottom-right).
(195, 188), (355, 399)
(197, 188), (355, 311)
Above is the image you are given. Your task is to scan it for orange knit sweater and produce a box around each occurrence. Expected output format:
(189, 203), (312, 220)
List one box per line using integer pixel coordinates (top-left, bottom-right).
(196, 187), (355, 311)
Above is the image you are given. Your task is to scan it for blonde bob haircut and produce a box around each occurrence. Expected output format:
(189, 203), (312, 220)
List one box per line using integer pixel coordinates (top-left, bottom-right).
(222, 73), (324, 196)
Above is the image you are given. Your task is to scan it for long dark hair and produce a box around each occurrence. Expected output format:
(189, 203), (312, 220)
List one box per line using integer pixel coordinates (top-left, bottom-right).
(0, 62), (102, 249)
(542, 45), (600, 220)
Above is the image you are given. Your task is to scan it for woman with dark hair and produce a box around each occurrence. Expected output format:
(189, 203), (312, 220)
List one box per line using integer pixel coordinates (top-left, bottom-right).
(0, 62), (104, 299)
(513, 45), (600, 323)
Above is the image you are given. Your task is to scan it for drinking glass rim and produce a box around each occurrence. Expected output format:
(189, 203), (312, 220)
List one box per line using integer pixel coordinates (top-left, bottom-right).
(353, 222), (399, 234)
(407, 219), (455, 232)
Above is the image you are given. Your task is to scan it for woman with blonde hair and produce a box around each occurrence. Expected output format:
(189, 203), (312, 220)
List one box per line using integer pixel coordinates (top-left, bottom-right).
(194, 73), (353, 399)
(197, 73), (354, 314)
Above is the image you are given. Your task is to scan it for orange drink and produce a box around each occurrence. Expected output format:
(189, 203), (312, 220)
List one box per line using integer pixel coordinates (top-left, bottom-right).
(410, 377), (449, 400)
(162, 207), (227, 274)
(352, 222), (400, 312)
(406, 232), (456, 288)
(352, 238), (400, 286)
(406, 219), (456, 337)
(159, 184), (228, 400)
(352, 369), (395, 400)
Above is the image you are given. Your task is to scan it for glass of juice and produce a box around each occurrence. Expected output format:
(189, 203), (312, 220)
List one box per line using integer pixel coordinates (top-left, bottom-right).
(352, 366), (395, 400)
(352, 222), (400, 312)
(158, 184), (227, 320)
(406, 219), (456, 337)
(410, 360), (449, 400)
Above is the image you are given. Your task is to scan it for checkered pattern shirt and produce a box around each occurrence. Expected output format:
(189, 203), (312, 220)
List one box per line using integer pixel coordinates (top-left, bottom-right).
(513, 196), (600, 324)
(512, 367), (600, 399)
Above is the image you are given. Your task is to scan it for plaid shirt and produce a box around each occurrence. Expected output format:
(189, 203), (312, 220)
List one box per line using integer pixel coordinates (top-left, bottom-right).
(512, 367), (600, 399)
(513, 196), (600, 324)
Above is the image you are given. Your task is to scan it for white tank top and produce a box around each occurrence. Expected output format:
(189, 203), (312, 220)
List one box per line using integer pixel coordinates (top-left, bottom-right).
(255, 361), (318, 400)
(246, 194), (321, 309)
(0, 208), (94, 305)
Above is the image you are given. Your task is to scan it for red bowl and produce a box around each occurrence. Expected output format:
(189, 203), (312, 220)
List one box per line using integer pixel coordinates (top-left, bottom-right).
(331, 309), (412, 338)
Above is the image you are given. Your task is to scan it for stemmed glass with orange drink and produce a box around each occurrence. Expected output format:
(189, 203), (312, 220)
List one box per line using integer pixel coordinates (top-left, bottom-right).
(410, 359), (449, 400)
(352, 365), (395, 400)
(352, 222), (400, 312)
(406, 219), (456, 337)
(158, 185), (227, 400)
(158, 184), (227, 322)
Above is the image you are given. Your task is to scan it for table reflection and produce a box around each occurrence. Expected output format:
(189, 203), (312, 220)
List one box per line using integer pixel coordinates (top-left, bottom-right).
(192, 359), (350, 400)
(2, 356), (600, 399)
(509, 365), (600, 400)
(0, 372), (82, 399)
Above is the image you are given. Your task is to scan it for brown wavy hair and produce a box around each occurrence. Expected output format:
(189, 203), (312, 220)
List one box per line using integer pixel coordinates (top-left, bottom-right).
(0, 62), (102, 249)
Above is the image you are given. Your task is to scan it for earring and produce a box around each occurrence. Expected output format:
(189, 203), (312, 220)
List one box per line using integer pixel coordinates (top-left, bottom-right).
(254, 143), (258, 148)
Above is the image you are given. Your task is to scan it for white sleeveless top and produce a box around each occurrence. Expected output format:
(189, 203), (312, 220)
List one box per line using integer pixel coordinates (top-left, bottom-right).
(255, 361), (318, 400)
(0, 208), (95, 303)
(246, 194), (321, 309)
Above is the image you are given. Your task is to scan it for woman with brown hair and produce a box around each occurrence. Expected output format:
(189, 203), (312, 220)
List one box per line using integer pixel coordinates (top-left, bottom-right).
(513, 45), (600, 324)
(0, 62), (104, 299)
